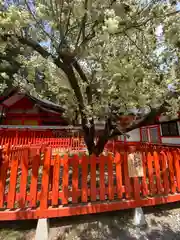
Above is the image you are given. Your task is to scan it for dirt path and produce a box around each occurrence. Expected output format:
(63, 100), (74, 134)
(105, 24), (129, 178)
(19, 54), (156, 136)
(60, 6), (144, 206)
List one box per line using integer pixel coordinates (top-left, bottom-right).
(1, 203), (180, 240)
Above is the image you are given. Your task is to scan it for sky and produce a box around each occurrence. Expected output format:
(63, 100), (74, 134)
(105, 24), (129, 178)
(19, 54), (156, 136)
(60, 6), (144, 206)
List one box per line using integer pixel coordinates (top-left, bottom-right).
(177, 2), (180, 10)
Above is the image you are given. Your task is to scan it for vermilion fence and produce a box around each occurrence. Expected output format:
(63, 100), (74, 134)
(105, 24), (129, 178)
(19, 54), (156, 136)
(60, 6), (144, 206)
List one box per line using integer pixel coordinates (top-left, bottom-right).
(0, 144), (179, 221)
(0, 129), (86, 151)
(0, 128), (177, 153)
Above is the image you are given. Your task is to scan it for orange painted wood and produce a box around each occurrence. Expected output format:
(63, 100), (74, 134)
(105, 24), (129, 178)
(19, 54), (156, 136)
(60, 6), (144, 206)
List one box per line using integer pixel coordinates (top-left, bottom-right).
(90, 155), (96, 201)
(99, 155), (105, 201)
(167, 151), (176, 193)
(133, 177), (140, 200)
(153, 151), (162, 194)
(161, 151), (169, 195)
(52, 155), (61, 206)
(7, 151), (19, 209)
(3, 192), (180, 221)
(108, 154), (114, 200)
(115, 152), (122, 199)
(3, 135), (7, 145)
(72, 155), (79, 203)
(123, 152), (132, 199)
(62, 154), (69, 205)
(147, 152), (156, 195)
(81, 154), (88, 202)
(40, 147), (51, 210)
(141, 152), (148, 196)
(29, 153), (40, 208)
(0, 151), (9, 208)
(49, 166), (53, 191)
(3, 184), (126, 203)
(19, 148), (29, 208)
(173, 150), (180, 192)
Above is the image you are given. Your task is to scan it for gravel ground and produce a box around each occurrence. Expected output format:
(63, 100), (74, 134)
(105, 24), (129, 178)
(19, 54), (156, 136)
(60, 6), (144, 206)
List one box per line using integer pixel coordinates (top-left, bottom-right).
(49, 202), (180, 240)
(1, 203), (180, 240)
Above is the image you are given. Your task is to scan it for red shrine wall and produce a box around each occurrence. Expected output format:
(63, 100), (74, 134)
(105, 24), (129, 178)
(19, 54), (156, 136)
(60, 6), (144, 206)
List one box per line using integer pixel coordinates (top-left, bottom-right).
(1, 96), (64, 126)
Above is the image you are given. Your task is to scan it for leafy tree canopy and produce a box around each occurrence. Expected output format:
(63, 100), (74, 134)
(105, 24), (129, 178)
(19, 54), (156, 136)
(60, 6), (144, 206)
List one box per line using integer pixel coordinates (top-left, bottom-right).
(0, 0), (179, 154)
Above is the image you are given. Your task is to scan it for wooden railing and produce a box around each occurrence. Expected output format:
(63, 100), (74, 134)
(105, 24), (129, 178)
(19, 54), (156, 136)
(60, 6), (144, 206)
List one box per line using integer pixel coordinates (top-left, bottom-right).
(0, 128), (86, 151)
(0, 144), (179, 220)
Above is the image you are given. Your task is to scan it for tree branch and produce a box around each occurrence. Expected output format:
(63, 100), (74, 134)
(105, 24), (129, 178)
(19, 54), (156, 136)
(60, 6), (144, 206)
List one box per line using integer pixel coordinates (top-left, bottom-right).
(57, 4), (72, 52)
(110, 104), (167, 139)
(25, 0), (58, 47)
(0, 33), (66, 70)
(115, 9), (180, 35)
(124, 31), (155, 68)
(72, 60), (93, 105)
(0, 53), (21, 69)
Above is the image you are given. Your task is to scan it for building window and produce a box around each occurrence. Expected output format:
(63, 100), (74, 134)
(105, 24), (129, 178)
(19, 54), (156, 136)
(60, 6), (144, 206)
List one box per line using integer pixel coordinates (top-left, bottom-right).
(141, 128), (148, 142)
(161, 121), (179, 137)
(149, 127), (160, 143)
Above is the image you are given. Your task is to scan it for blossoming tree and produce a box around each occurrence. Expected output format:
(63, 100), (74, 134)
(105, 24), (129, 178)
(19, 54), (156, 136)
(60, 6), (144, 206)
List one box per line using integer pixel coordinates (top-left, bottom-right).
(0, 0), (179, 154)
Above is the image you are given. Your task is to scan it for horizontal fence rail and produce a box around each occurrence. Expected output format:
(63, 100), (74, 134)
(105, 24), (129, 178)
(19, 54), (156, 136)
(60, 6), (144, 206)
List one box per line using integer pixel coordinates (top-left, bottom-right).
(1, 129), (179, 156)
(0, 144), (179, 220)
(0, 129), (87, 152)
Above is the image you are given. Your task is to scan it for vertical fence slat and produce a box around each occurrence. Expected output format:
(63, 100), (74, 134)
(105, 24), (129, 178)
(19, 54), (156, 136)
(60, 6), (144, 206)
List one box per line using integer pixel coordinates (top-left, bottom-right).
(40, 147), (51, 210)
(49, 165), (53, 191)
(72, 155), (79, 203)
(173, 150), (180, 192)
(52, 155), (60, 206)
(29, 152), (40, 208)
(115, 152), (122, 199)
(19, 148), (29, 208)
(90, 155), (96, 201)
(133, 177), (140, 200)
(108, 154), (114, 200)
(0, 148), (9, 208)
(7, 150), (19, 209)
(167, 151), (176, 193)
(141, 152), (148, 196)
(62, 154), (69, 205)
(81, 154), (88, 203)
(161, 151), (169, 195)
(124, 152), (132, 199)
(99, 155), (105, 201)
(153, 151), (162, 194)
(147, 152), (155, 195)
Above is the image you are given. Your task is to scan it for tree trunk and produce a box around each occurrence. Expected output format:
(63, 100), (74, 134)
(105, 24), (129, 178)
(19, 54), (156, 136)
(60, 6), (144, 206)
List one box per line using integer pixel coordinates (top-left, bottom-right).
(82, 121), (112, 156)
(83, 131), (109, 156)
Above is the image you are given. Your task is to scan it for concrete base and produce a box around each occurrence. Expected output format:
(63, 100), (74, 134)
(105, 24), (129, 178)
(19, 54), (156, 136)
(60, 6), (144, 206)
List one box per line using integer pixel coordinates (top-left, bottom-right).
(35, 218), (49, 240)
(133, 207), (146, 227)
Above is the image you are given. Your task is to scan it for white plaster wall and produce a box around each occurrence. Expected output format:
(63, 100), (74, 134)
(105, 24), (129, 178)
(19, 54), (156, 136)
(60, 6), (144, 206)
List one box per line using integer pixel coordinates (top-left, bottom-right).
(126, 128), (140, 142)
(161, 137), (180, 145)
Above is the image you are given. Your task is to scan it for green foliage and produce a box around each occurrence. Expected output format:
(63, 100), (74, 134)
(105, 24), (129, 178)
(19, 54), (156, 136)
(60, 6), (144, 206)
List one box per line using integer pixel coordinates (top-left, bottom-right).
(0, 0), (179, 123)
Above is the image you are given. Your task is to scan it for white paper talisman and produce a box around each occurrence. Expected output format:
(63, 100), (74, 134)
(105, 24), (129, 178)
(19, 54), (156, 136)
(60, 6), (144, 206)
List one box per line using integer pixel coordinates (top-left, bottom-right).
(128, 152), (144, 177)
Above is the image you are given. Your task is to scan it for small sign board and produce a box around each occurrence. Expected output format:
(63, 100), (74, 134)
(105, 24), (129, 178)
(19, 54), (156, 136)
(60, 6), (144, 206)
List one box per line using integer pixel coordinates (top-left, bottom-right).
(128, 152), (144, 177)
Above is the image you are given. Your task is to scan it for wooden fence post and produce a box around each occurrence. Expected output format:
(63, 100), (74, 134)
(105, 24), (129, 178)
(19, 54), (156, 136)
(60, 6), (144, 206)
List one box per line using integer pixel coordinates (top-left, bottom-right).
(0, 144), (10, 208)
(40, 147), (51, 210)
